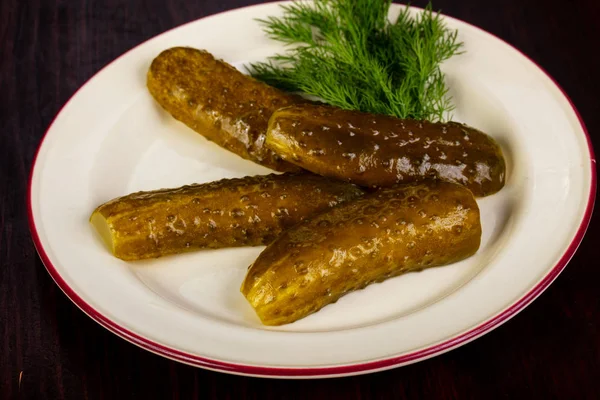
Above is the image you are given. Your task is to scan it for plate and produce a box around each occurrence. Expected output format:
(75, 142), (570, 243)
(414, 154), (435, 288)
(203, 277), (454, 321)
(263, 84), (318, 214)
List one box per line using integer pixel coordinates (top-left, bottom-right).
(29, 2), (596, 378)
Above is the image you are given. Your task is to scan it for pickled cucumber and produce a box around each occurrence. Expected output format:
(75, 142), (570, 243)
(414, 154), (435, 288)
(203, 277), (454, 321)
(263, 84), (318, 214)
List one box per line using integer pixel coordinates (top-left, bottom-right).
(241, 181), (481, 326)
(90, 173), (364, 261)
(266, 104), (506, 196)
(147, 47), (304, 172)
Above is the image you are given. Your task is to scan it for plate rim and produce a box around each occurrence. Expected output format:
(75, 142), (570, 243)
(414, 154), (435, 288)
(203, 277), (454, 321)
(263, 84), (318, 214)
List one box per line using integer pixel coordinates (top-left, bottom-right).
(28, 1), (597, 378)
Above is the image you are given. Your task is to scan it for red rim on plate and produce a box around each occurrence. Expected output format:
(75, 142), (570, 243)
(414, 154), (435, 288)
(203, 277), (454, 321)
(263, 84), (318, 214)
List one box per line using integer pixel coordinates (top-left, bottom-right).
(28, 3), (597, 377)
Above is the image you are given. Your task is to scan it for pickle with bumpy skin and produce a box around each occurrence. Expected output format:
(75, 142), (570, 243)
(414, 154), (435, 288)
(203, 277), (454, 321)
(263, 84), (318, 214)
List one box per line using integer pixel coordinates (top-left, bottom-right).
(90, 173), (364, 261)
(147, 47), (304, 172)
(241, 181), (481, 326)
(266, 103), (506, 196)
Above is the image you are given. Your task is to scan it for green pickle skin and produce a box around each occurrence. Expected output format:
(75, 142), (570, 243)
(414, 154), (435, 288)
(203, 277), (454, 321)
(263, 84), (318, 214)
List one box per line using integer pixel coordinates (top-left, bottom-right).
(147, 47), (304, 172)
(241, 181), (481, 326)
(266, 104), (506, 197)
(90, 173), (364, 261)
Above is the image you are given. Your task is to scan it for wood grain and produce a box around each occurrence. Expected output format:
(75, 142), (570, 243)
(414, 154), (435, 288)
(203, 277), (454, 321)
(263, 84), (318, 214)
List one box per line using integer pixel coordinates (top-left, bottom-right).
(1, 0), (599, 398)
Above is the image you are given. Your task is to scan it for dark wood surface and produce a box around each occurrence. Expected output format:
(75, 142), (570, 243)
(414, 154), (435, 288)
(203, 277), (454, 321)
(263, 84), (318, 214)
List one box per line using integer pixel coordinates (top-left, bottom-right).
(1, 0), (599, 398)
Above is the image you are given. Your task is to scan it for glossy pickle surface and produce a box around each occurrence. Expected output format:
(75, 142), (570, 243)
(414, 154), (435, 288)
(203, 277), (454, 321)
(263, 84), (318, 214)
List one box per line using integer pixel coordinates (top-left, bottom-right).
(266, 104), (506, 196)
(147, 47), (304, 172)
(90, 173), (364, 261)
(241, 181), (481, 326)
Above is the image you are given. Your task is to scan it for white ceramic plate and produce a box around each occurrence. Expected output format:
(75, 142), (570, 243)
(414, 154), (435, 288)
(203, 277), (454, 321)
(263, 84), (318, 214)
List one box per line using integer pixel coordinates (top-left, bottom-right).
(29, 2), (595, 378)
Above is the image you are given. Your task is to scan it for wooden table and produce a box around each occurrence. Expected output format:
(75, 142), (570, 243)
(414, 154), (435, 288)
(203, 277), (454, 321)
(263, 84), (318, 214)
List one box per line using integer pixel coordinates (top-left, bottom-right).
(1, 0), (598, 398)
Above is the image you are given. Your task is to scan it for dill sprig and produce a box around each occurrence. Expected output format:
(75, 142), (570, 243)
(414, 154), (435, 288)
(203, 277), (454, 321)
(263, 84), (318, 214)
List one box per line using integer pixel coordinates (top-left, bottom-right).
(249, 0), (463, 121)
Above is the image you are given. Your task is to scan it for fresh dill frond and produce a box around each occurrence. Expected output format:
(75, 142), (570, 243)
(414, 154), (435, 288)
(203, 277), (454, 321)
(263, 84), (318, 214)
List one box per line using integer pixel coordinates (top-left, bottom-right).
(249, 0), (463, 122)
